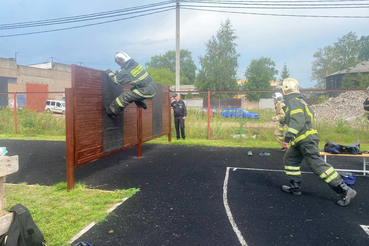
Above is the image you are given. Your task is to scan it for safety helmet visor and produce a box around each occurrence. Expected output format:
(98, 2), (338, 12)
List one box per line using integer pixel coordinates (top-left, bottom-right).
(272, 92), (283, 102)
(115, 52), (131, 64)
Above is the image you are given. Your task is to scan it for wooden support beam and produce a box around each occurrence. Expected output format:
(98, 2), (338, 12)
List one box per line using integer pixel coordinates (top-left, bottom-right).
(0, 155), (19, 236)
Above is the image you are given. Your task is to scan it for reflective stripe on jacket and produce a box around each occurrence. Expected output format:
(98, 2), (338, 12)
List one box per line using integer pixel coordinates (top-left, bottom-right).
(108, 59), (155, 91)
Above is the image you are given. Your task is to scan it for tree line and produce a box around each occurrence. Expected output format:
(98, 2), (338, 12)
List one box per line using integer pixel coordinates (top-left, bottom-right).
(145, 19), (369, 100)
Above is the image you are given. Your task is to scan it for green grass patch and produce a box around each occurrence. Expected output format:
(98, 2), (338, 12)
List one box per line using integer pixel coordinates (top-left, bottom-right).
(5, 182), (140, 246)
(0, 108), (65, 137)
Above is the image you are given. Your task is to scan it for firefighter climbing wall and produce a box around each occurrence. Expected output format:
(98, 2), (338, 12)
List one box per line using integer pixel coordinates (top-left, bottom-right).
(66, 64), (170, 189)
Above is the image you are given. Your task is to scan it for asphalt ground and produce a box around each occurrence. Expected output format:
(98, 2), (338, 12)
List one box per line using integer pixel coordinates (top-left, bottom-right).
(1, 139), (368, 246)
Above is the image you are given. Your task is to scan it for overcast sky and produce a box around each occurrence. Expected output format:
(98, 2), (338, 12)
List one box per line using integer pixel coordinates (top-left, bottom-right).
(1, 0), (368, 88)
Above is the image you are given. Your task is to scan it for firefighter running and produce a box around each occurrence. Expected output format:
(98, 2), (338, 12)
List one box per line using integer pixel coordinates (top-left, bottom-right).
(105, 52), (157, 118)
(280, 78), (357, 207)
(271, 92), (288, 151)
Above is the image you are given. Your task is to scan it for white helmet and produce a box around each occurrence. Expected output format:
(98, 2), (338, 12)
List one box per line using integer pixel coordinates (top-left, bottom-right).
(281, 78), (299, 95)
(272, 92), (283, 102)
(115, 52), (131, 63)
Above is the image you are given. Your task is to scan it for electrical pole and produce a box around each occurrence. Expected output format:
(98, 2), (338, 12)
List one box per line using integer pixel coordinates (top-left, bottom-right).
(176, 0), (180, 95)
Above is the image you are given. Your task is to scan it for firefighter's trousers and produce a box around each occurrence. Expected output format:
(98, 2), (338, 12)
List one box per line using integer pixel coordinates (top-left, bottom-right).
(283, 140), (343, 189)
(274, 124), (287, 147)
(114, 82), (157, 109)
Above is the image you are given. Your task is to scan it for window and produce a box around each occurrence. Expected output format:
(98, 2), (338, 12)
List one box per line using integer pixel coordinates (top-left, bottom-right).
(51, 101), (55, 106)
(57, 102), (61, 107)
(46, 101), (50, 106)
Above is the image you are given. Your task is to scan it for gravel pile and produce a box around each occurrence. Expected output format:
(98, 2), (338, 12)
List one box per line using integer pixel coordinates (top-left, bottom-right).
(311, 91), (367, 122)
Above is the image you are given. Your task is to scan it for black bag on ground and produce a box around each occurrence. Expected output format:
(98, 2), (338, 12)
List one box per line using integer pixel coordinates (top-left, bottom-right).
(324, 142), (361, 155)
(0, 204), (46, 246)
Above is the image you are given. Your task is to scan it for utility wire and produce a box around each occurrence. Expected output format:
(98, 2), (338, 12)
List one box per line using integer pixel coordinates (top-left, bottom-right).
(0, 1), (174, 30)
(182, 0), (369, 3)
(182, 0), (369, 5)
(0, 7), (175, 38)
(181, 6), (369, 17)
(181, 3), (369, 9)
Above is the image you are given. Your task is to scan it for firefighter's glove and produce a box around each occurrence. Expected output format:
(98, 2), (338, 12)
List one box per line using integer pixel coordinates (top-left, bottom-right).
(105, 69), (115, 77)
(134, 101), (147, 110)
(271, 116), (277, 122)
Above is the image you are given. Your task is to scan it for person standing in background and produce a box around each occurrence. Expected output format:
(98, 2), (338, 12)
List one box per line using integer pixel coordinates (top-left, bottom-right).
(171, 94), (187, 140)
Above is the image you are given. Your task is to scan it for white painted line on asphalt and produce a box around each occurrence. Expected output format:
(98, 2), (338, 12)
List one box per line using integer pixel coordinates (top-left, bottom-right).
(223, 166), (313, 246)
(70, 222), (96, 243)
(69, 197), (129, 244)
(229, 167), (369, 176)
(360, 225), (369, 235)
(223, 167), (248, 246)
(228, 167), (313, 174)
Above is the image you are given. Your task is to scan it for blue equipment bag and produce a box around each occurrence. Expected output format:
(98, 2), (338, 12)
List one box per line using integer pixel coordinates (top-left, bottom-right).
(73, 242), (93, 246)
(338, 171), (356, 185)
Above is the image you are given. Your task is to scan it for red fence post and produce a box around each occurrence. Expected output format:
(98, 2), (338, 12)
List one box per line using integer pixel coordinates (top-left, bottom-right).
(207, 91), (211, 139)
(13, 93), (17, 134)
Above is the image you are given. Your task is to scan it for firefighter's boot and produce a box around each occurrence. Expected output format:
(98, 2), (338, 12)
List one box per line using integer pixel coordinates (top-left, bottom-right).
(282, 181), (301, 196)
(106, 100), (123, 118)
(134, 100), (147, 110)
(333, 183), (357, 207)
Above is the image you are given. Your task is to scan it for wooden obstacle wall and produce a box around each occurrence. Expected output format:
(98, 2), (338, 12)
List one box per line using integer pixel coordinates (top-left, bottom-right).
(66, 65), (171, 189)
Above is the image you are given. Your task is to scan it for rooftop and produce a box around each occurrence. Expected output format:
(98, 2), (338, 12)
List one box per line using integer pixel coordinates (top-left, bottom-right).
(325, 61), (369, 77)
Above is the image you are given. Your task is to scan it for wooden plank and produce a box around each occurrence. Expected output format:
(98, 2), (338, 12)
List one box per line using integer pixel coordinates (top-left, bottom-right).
(0, 156), (19, 176)
(0, 177), (5, 211)
(0, 212), (13, 236)
(320, 152), (369, 157)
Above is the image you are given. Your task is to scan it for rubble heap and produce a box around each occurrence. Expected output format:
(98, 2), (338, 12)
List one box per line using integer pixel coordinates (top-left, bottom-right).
(311, 91), (367, 122)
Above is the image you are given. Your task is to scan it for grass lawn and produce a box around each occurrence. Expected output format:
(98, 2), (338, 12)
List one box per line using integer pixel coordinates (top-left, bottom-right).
(4, 183), (139, 246)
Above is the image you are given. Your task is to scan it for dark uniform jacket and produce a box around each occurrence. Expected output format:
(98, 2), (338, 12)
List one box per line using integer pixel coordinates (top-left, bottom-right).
(283, 93), (319, 146)
(107, 59), (156, 97)
(364, 98), (369, 111)
(171, 100), (187, 117)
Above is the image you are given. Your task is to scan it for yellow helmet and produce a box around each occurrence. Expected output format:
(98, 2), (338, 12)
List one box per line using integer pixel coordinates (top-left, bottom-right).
(281, 78), (299, 95)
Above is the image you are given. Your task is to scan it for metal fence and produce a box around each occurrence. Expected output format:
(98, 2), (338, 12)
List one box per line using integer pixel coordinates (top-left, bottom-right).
(171, 89), (369, 146)
(0, 91), (65, 135)
(1, 89), (369, 148)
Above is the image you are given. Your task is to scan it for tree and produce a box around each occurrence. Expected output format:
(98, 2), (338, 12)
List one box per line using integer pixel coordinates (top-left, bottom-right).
(243, 57), (278, 101)
(311, 45), (338, 89)
(341, 73), (369, 89)
(358, 35), (369, 61)
(146, 68), (175, 86)
(334, 32), (360, 68)
(195, 19), (239, 98)
(145, 49), (197, 85)
(279, 63), (290, 82)
(311, 32), (363, 89)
